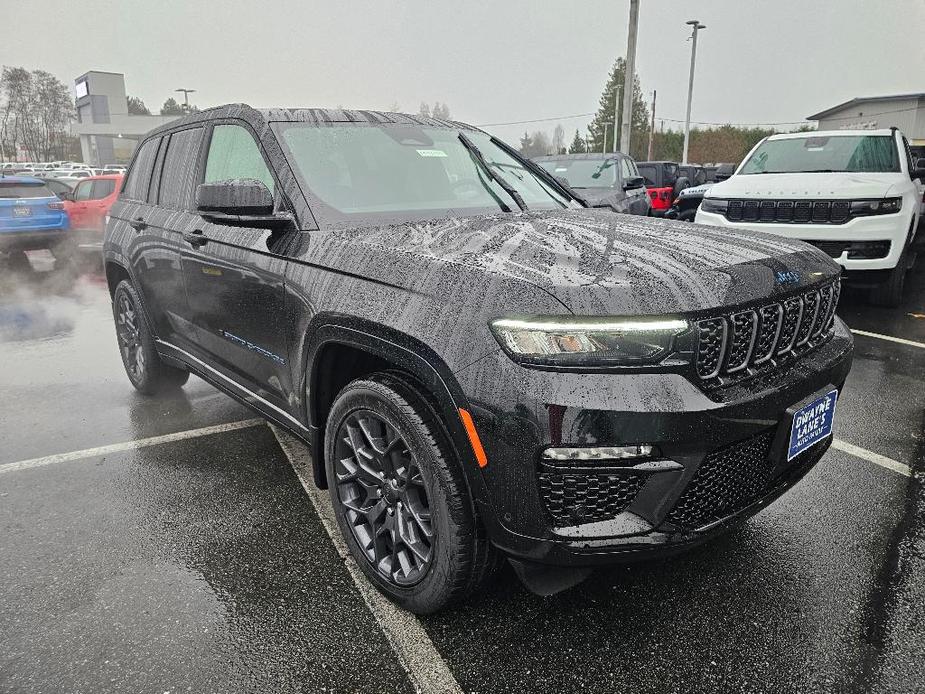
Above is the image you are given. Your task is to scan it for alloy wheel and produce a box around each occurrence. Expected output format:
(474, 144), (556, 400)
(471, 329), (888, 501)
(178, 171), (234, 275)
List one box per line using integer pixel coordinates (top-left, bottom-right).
(333, 410), (434, 585)
(116, 292), (145, 381)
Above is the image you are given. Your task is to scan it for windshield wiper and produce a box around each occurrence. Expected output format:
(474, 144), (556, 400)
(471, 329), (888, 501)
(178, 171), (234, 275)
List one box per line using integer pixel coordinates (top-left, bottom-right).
(458, 132), (527, 212)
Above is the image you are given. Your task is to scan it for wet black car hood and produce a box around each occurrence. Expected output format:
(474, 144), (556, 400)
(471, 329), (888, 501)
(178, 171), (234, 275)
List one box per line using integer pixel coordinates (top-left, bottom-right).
(317, 208), (839, 316)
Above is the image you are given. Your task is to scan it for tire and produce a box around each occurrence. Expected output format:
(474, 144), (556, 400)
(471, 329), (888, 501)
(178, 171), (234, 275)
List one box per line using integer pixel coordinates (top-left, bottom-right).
(869, 245), (910, 308)
(112, 279), (190, 395)
(325, 373), (498, 614)
(6, 250), (31, 272)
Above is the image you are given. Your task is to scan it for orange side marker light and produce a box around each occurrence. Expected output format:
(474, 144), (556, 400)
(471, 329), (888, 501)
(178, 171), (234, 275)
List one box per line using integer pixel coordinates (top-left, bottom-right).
(458, 408), (488, 468)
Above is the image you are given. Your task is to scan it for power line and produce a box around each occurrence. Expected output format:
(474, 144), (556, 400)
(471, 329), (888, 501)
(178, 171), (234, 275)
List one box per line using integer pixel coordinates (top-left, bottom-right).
(477, 105), (922, 130)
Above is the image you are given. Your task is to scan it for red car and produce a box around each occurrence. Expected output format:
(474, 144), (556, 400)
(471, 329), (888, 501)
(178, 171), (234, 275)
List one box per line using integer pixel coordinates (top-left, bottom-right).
(63, 174), (123, 246)
(637, 161), (689, 217)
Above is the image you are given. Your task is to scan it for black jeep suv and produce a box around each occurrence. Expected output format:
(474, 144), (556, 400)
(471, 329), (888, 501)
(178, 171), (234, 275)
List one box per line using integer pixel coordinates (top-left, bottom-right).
(104, 105), (853, 614)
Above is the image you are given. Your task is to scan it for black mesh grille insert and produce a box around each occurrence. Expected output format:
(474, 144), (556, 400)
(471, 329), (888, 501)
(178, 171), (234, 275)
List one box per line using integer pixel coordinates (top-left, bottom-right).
(696, 318), (726, 378)
(754, 304), (782, 363)
(726, 311), (757, 371)
(665, 432), (832, 530)
(776, 297), (803, 355)
(665, 430), (776, 529)
(795, 290), (820, 346)
(538, 468), (645, 526)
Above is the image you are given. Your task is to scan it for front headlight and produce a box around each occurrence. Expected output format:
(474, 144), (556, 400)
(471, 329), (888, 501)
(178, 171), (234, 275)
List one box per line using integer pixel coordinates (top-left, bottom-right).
(849, 197), (902, 216)
(700, 198), (728, 214)
(489, 316), (689, 367)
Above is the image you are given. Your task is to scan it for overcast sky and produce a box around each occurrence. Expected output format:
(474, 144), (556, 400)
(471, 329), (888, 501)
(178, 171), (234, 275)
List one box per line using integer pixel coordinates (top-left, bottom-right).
(2, 0), (924, 144)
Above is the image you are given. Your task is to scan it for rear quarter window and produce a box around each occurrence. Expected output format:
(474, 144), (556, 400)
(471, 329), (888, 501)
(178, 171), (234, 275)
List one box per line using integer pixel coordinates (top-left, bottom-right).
(158, 127), (205, 209)
(123, 138), (161, 201)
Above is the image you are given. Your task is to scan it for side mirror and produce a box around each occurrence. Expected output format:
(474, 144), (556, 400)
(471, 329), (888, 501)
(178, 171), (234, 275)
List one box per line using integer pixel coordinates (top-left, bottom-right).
(623, 175), (645, 190)
(913, 158), (925, 181)
(196, 179), (291, 229)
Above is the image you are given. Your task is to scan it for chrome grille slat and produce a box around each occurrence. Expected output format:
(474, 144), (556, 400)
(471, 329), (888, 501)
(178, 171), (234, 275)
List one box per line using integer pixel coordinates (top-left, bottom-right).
(695, 279), (840, 384)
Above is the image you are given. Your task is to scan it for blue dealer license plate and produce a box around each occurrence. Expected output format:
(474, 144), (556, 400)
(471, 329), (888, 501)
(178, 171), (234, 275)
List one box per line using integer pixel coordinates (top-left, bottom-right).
(788, 389), (838, 461)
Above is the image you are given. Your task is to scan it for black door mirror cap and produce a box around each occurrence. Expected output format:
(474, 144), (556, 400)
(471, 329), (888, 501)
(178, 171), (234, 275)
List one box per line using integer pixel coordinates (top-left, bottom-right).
(196, 178), (274, 216)
(623, 175), (645, 190)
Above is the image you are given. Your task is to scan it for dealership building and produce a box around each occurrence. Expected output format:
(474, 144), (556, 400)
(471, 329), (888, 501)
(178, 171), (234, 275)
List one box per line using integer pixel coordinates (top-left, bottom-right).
(72, 71), (179, 166)
(807, 92), (925, 146)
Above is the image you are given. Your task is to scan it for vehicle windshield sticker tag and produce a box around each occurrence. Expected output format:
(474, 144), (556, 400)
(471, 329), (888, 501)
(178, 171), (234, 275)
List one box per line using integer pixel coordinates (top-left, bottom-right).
(788, 388), (838, 461)
(555, 167), (568, 172)
(416, 149), (447, 158)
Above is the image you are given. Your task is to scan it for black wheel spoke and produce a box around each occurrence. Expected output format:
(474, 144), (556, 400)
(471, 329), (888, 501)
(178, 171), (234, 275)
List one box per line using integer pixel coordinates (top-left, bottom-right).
(333, 407), (434, 586)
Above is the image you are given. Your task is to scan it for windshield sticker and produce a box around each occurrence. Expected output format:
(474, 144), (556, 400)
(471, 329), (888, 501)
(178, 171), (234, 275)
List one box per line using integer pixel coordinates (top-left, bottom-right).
(416, 149), (448, 158)
(555, 167), (568, 172)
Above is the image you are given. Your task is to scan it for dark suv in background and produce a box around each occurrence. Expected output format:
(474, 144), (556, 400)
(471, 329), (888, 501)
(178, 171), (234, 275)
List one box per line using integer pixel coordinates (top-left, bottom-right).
(104, 104), (853, 613)
(533, 152), (650, 215)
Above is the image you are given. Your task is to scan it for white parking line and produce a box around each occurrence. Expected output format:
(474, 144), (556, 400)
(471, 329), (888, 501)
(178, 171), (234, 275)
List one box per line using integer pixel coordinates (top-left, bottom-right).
(269, 425), (463, 694)
(0, 419), (265, 476)
(850, 328), (925, 349)
(832, 438), (912, 477)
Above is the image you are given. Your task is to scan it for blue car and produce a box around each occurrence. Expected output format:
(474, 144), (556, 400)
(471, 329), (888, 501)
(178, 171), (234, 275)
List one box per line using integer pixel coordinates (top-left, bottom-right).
(0, 176), (70, 255)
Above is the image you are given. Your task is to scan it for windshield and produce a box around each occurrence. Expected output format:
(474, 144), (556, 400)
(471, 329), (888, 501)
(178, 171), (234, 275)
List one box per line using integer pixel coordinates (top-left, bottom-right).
(536, 158), (619, 188)
(273, 123), (578, 223)
(740, 134), (901, 174)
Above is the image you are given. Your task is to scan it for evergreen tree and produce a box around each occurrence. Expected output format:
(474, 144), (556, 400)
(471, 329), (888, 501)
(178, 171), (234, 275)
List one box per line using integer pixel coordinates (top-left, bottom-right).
(518, 131), (533, 155)
(160, 97), (184, 115)
(127, 95), (150, 115)
(588, 57), (650, 159)
(418, 102), (431, 118)
(568, 129), (587, 154)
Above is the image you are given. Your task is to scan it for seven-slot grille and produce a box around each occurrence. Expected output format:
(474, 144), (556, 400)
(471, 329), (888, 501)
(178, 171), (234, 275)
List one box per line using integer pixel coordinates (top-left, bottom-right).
(725, 199), (851, 224)
(695, 280), (840, 382)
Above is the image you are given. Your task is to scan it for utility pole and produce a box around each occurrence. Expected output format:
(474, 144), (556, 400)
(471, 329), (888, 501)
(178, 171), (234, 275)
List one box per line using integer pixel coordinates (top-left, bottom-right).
(602, 123), (611, 154)
(175, 88), (196, 112)
(647, 90), (657, 161)
(613, 85), (622, 152)
(619, 0), (640, 155)
(682, 20), (706, 164)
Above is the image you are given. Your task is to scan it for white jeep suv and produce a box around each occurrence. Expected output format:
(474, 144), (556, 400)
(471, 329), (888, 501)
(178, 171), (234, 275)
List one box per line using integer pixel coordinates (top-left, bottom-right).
(696, 129), (925, 306)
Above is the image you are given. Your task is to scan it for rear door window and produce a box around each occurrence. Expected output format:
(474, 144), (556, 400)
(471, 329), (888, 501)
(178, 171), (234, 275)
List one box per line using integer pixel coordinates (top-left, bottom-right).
(158, 127), (205, 209)
(91, 179), (116, 199)
(204, 124), (275, 193)
(123, 138), (160, 201)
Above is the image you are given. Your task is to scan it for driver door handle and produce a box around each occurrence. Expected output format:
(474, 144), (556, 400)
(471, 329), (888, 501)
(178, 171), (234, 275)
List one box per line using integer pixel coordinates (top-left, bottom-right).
(183, 229), (208, 247)
(129, 217), (147, 231)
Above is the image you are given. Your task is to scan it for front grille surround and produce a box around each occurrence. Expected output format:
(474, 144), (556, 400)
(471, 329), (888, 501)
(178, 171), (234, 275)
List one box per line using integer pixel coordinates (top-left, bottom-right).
(715, 198), (880, 225)
(695, 279), (839, 387)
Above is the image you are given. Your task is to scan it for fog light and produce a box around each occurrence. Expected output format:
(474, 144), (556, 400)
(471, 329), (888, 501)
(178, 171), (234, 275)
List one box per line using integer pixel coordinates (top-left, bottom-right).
(542, 444), (654, 461)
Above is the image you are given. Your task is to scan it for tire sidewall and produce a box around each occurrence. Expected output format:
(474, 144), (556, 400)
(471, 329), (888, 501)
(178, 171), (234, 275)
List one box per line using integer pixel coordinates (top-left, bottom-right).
(112, 280), (161, 394)
(324, 379), (463, 612)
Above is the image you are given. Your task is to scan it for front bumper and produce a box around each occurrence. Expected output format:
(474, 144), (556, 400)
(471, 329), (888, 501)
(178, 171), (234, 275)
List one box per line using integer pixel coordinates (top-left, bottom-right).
(695, 208), (911, 271)
(454, 319), (853, 566)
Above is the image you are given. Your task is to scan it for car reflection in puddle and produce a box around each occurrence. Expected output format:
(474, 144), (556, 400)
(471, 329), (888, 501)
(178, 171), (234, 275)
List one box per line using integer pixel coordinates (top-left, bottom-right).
(0, 250), (106, 342)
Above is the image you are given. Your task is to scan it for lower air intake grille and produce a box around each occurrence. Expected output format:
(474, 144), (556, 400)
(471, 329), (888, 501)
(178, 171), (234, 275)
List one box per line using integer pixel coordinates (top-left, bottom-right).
(665, 431), (831, 530)
(538, 468), (645, 526)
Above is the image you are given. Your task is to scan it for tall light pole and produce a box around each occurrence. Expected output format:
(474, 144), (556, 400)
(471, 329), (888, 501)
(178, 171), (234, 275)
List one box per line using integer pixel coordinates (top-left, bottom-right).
(682, 20), (705, 165)
(175, 88), (196, 112)
(612, 85), (622, 152)
(602, 122), (613, 154)
(619, 0), (640, 155)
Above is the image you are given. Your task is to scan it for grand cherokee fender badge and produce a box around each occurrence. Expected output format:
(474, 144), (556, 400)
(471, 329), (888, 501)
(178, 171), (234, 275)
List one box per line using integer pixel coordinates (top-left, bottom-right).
(220, 330), (286, 365)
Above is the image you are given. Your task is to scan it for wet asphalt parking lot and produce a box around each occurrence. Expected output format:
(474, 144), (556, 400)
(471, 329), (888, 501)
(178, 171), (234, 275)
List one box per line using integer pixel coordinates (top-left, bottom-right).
(1, 251), (923, 694)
